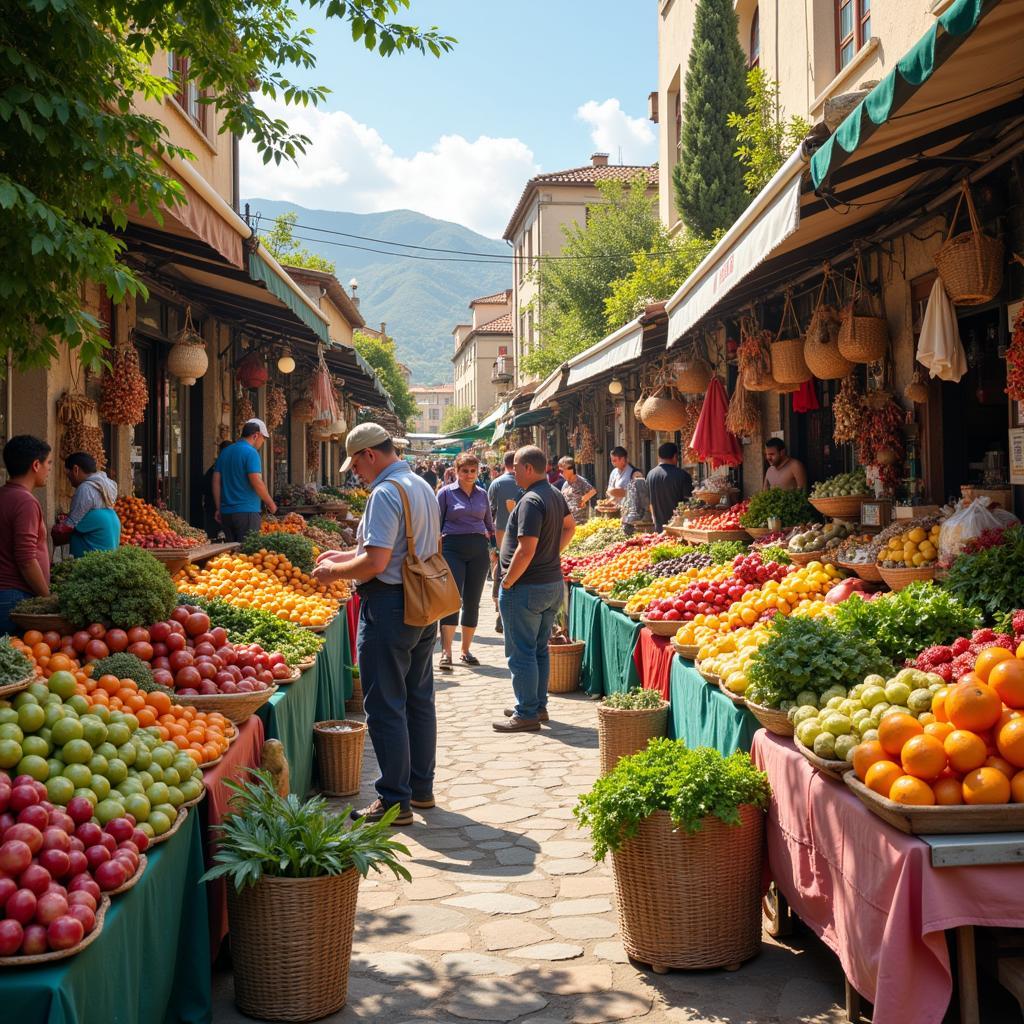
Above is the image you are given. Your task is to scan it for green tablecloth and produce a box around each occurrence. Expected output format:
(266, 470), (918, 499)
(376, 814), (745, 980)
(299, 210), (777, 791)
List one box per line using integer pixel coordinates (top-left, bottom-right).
(668, 657), (759, 754)
(258, 661), (319, 797)
(314, 611), (353, 721)
(567, 586), (642, 696)
(0, 810), (211, 1024)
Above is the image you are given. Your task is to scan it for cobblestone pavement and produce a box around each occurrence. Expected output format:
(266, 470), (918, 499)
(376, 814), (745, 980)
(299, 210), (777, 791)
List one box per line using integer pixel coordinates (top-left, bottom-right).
(213, 602), (849, 1023)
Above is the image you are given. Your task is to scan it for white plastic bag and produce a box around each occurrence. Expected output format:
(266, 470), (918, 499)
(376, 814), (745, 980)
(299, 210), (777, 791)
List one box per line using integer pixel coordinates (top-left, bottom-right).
(938, 497), (1018, 562)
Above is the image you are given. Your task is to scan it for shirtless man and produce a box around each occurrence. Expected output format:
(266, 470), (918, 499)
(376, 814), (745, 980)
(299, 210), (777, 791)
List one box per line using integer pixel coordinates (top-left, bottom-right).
(763, 438), (807, 491)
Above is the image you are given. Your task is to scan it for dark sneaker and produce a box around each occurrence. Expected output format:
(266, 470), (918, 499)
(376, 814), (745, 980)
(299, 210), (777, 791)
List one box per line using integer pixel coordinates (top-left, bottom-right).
(460, 652), (480, 666)
(350, 799), (413, 826)
(493, 715), (541, 732)
(410, 794), (435, 809)
(438, 652), (453, 672)
(504, 707), (549, 722)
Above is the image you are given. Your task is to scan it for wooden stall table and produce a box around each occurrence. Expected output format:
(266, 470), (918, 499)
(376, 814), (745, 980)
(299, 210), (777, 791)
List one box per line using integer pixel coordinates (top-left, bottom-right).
(151, 541), (240, 576)
(665, 657), (758, 753)
(752, 730), (1024, 1024)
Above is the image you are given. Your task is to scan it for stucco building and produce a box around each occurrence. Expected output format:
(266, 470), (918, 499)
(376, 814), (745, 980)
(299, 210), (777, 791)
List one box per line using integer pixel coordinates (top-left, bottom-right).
(410, 384), (454, 434)
(452, 290), (514, 420)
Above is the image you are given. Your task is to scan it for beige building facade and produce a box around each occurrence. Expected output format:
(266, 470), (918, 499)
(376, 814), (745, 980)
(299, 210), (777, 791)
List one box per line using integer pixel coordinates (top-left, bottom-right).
(452, 290), (514, 420)
(410, 384), (454, 434)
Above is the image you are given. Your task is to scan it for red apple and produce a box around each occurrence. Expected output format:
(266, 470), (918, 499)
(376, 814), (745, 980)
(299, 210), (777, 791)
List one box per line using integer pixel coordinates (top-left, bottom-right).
(0, 919), (23, 956)
(35, 891), (68, 926)
(19, 863), (52, 895)
(74, 822), (102, 847)
(67, 890), (96, 912)
(67, 902), (95, 934)
(6, 888), (37, 925)
(66, 797), (94, 826)
(0, 839), (33, 875)
(38, 849), (71, 880)
(47, 915), (84, 950)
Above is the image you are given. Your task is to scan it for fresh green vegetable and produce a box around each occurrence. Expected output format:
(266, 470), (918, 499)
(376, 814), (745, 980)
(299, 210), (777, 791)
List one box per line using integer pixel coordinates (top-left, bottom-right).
(575, 741), (770, 861)
(609, 571), (656, 600)
(0, 637), (33, 684)
(739, 488), (818, 528)
(50, 559), (75, 595)
(601, 688), (666, 710)
(309, 516), (344, 535)
(58, 547), (177, 628)
(241, 531), (316, 574)
(12, 595), (62, 614)
(811, 468), (869, 498)
(705, 540), (748, 564)
(201, 770), (411, 890)
(832, 582), (982, 663)
(745, 615), (891, 709)
(941, 525), (1024, 625)
(757, 544), (791, 565)
(89, 652), (164, 693)
(649, 544), (699, 563)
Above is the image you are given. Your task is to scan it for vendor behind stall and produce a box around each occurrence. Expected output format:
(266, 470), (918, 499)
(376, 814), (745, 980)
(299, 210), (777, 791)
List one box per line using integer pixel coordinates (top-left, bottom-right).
(53, 452), (120, 556)
(763, 438), (807, 492)
(607, 446), (642, 506)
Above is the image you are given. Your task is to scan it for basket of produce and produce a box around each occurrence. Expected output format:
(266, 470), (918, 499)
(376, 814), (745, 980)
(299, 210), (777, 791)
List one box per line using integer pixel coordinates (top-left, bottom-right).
(743, 698), (794, 737)
(314, 720), (366, 797)
(0, 637), (38, 698)
(809, 495), (868, 520)
(10, 604), (78, 635)
(877, 564), (936, 591)
(606, 598), (627, 609)
(787, 521), (854, 564)
(627, 609), (643, 622)
(173, 683), (277, 724)
(793, 735), (851, 782)
(809, 468), (870, 520)
(596, 691), (669, 775)
(671, 639), (701, 660)
(108, 855), (148, 896)
(0, 896), (110, 967)
(641, 615), (685, 638)
(717, 678), (746, 705)
(549, 630), (585, 693)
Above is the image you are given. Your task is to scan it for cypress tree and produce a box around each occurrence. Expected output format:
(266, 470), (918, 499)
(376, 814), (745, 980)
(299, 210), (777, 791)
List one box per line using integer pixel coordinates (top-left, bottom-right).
(673, 0), (749, 237)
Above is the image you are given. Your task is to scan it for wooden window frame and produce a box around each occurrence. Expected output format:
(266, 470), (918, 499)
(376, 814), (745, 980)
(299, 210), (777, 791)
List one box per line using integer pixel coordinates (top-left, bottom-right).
(749, 7), (760, 69)
(835, 0), (871, 73)
(169, 52), (208, 134)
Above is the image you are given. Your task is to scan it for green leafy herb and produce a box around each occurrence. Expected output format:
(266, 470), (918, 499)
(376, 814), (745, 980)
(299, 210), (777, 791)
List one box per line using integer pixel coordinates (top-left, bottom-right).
(58, 547), (177, 628)
(12, 595), (62, 614)
(705, 540), (748, 564)
(757, 544), (791, 565)
(575, 741), (770, 861)
(309, 516), (344, 535)
(201, 770), (411, 891)
(601, 688), (666, 710)
(649, 544), (698, 563)
(0, 637), (33, 685)
(739, 488), (818, 528)
(90, 652), (162, 693)
(609, 571), (656, 600)
(241, 531), (316, 574)
(941, 525), (1024, 625)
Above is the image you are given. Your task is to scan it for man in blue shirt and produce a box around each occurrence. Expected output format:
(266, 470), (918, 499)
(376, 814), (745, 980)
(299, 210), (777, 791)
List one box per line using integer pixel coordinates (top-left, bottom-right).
(312, 422), (441, 827)
(212, 419), (277, 541)
(55, 452), (121, 557)
(487, 451), (522, 633)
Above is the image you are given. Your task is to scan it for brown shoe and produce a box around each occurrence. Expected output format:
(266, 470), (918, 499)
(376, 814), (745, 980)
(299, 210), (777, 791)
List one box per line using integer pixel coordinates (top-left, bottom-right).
(493, 715), (541, 732)
(504, 707), (549, 722)
(410, 794), (435, 809)
(349, 799), (413, 826)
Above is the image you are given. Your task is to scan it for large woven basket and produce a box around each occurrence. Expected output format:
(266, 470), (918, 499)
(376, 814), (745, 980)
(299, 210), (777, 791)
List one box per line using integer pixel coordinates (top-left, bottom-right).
(548, 640), (584, 693)
(673, 358), (712, 394)
(809, 495), (869, 520)
(838, 311), (888, 364)
(744, 699), (794, 737)
(934, 180), (1004, 306)
(227, 869), (361, 1021)
(803, 333), (854, 379)
(597, 701), (669, 775)
(640, 391), (688, 432)
(771, 339), (811, 385)
(786, 549), (832, 567)
(314, 720), (366, 797)
(839, 559), (883, 583)
(640, 616), (683, 638)
(171, 684), (277, 724)
(611, 806), (764, 971)
(742, 365), (777, 393)
(10, 611), (79, 635)
(878, 564), (936, 591)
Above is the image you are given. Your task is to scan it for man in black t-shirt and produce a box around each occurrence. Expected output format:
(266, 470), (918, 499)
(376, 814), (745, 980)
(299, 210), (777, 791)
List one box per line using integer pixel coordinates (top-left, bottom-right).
(646, 442), (693, 532)
(494, 445), (576, 732)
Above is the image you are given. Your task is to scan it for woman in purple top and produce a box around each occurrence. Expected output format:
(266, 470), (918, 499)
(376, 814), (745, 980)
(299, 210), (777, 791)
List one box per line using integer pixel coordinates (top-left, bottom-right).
(437, 452), (496, 671)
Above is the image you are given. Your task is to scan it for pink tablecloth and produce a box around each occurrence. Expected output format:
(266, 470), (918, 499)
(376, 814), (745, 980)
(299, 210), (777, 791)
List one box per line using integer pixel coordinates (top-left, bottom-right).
(632, 628), (675, 700)
(752, 730), (1024, 1024)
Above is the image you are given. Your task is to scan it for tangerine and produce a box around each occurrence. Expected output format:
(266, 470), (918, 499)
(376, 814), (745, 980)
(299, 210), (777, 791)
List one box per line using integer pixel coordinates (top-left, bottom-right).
(943, 730), (988, 773)
(878, 713), (924, 756)
(932, 777), (965, 805)
(973, 647), (1015, 682)
(852, 740), (890, 782)
(889, 775), (936, 805)
(1012, 770), (1024, 804)
(946, 677), (1002, 732)
(865, 760), (902, 797)
(931, 687), (950, 723)
(924, 721), (954, 742)
(988, 659), (1024, 709)
(997, 718), (1024, 768)
(986, 755), (1016, 779)
(962, 766), (1011, 805)
(900, 734), (947, 780)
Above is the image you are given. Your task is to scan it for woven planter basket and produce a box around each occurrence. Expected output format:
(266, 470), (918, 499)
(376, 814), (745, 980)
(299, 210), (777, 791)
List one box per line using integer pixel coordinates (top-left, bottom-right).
(803, 272), (852, 379)
(878, 564), (936, 591)
(804, 332), (854, 380)
(172, 684), (277, 724)
(611, 806), (764, 971)
(809, 495), (869, 520)
(934, 180), (1004, 306)
(640, 616), (683, 638)
(744, 699), (794, 737)
(640, 391), (687, 432)
(548, 640), (584, 693)
(771, 339), (811, 384)
(227, 870), (361, 1021)
(597, 701), (669, 775)
(673, 358), (712, 394)
(787, 549), (838, 567)
(10, 611), (79, 634)
(838, 312), (888, 364)
(314, 720), (366, 797)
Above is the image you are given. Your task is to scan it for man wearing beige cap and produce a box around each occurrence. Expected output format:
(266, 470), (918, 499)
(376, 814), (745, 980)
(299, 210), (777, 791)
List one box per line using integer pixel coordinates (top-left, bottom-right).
(313, 422), (441, 827)
(212, 418), (276, 541)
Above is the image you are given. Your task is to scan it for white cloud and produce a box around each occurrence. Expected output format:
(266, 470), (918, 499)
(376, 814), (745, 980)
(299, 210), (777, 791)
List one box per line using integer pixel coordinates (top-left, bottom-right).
(576, 98), (656, 164)
(239, 102), (539, 238)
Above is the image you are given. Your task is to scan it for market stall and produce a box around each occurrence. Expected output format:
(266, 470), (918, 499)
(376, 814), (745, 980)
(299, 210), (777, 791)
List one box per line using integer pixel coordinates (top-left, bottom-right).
(666, 658), (759, 753)
(566, 585), (641, 697)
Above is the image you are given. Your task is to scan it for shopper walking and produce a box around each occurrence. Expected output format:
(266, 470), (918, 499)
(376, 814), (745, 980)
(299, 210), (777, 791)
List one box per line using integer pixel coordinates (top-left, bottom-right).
(312, 422), (441, 826)
(212, 419), (277, 541)
(494, 445), (575, 732)
(0, 435), (52, 634)
(436, 453), (496, 671)
(487, 451), (521, 634)
(56, 453), (120, 556)
(558, 456), (596, 525)
(647, 442), (693, 532)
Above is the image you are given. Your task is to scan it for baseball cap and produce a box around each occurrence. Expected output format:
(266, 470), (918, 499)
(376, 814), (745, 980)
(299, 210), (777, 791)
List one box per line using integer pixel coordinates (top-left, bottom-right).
(340, 422), (390, 473)
(244, 418), (270, 438)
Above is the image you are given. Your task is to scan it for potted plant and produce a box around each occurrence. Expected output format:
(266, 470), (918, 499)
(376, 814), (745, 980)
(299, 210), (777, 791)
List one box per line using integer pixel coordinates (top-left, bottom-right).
(575, 740), (770, 974)
(596, 688), (669, 774)
(203, 770), (410, 1022)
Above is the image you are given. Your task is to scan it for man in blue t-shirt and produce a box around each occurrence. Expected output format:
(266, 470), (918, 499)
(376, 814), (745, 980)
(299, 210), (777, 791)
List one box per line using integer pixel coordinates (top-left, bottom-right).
(212, 419), (277, 541)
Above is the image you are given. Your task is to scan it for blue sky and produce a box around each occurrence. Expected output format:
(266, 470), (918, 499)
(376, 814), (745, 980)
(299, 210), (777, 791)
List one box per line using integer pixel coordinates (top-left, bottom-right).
(240, 1), (658, 237)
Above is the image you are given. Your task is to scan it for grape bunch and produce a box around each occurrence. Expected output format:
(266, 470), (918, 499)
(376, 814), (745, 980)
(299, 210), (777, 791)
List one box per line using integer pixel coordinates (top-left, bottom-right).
(652, 552), (714, 577)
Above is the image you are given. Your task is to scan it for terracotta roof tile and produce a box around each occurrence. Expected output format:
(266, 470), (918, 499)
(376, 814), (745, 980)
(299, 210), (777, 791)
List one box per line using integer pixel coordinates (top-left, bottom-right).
(470, 288), (512, 306)
(475, 311), (513, 333)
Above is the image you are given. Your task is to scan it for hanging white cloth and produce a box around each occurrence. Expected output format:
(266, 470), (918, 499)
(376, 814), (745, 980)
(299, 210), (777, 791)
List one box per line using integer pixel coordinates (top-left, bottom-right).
(916, 278), (966, 382)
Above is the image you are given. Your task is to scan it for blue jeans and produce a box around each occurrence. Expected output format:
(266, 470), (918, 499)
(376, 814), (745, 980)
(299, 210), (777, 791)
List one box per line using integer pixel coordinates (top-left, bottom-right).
(0, 588), (32, 636)
(356, 587), (437, 808)
(498, 580), (564, 719)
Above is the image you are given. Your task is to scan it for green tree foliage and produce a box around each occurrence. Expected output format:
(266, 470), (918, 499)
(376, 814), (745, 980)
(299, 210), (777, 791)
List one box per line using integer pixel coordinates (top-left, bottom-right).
(521, 176), (660, 381)
(728, 69), (812, 194)
(261, 212), (336, 273)
(352, 331), (419, 428)
(673, 0), (749, 237)
(440, 405), (474, 434)
(0, 1), (454, 369)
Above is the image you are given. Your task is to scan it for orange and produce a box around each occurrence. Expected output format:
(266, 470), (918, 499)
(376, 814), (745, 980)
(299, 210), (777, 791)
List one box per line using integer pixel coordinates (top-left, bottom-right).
(148, 691), (172, 716)
(1012, 770), (1024, 804)
(878, 713), (924, 756)
(931, 687), (950, 723)
(986, 755), (1016, 779)
(946, 677), (1003, 732)
(962, 766), (1011, 805)
(889, 775), (936, 805)
(973, 646), (1015, 682)
(997, 718), (1024, 768)
(22, 630), (43, 647)
(48, 653), (74, 673)
(988, 659), (1024, 709)
(135, 708), (157, 728)
(932, 777), (965, 805)
(865, 760), (902, 797)
(943, 730), (988, 773)
(852, 740), (890, 782)
(924, 721), (954, 742)
(900, 734), (947, 780)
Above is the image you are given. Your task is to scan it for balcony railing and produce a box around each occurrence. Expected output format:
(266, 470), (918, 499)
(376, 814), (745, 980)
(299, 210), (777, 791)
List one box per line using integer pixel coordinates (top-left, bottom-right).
(491, 355), (513, 384)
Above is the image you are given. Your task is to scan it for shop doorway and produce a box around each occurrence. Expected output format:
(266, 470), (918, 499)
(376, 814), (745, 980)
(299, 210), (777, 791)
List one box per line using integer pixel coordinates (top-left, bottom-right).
(784, 380), (849, 489)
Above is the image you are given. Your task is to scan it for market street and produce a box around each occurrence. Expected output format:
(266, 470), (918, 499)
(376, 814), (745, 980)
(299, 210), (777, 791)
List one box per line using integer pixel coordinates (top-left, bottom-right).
(212, 603), (847, 1024)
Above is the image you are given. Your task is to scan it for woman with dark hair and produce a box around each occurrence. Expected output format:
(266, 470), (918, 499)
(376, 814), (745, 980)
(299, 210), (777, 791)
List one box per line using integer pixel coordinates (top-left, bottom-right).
(437, 452), (496, 670)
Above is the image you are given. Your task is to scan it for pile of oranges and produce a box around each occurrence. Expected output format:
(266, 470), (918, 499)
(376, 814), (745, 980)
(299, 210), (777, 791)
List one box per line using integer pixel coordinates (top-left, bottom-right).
(114, 495), (195, 549)
(853, 646), (1024, 806)
(261, 513), (306, 536)
(581, 548), (657, 593)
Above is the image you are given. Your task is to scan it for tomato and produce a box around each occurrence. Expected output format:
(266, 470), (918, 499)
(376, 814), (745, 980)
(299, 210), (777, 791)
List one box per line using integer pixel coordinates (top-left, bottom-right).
(84, 639), (109, 660)
(127, 641), (154, 662)
(87, 623), (106, 639)
(126, 627), (150, 645)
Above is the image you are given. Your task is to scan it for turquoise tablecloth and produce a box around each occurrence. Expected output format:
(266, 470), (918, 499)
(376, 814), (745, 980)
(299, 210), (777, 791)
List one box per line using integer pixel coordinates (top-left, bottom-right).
(314, 610), (353, 721)
(0, 810), (211, 1024)
(567, 586), (642, 696)
(258, 661), (319, 797)
(668, 657), (759, 754)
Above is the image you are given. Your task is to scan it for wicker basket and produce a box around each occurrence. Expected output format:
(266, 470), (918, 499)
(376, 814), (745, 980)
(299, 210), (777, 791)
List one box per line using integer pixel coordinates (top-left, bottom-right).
(0, 674), (34, 699)
(10, 611), (79, 635)
(597, 701), (669, 775)
(742, 365), (777, 393)
(794, 736), (852, 781)
(673, 358), (712, 394)
(744, 699), (794, 737)
(640, 390), (688, 432)
(171, 684), (277, 724)
(786, 549), (833, 567)
(745, 527), (772, 540)
(345, 671), (363, 714)
(548, 640), (584, 693)
(839, 559), (883, 583)
(227, 869), (361, 1021)
(771, 339), (811, 385)
(640, 616), (683, 638)
(314, 720), (366, 797)
(610, 806), (764, 971)
(809, 495), (869, 520)
(0, 896), (110, 967)
(838, 311), (888, 364)
(878, 564), (936, 591)
(804, 333), (854, 380)
(934, 180), (1004, 306)
(671, 640), (700, 660)
(717, 679), (747, 706)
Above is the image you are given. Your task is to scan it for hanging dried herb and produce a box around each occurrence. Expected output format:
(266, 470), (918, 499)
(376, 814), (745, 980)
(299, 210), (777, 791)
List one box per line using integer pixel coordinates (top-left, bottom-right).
(1006, 305), (1024, 401)
(725, 379), (758, 437)
(832, 375), (863, 444)
(266, 384), (287, 431)
(99, 345), (148, 425)
(855, 392), (905, 490)
(235, 395), (255, 435)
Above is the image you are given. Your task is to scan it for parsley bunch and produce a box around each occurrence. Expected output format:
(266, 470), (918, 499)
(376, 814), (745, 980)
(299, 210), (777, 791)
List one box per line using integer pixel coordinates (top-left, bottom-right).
(609, 571), (656, 600)
(706, 540), (748, 564)
(941, 525), (1024, 625)
(575, 741), (770, 861)
(739, 488), (817, 528)
(0, 637), (33, 685)
(601, 688), (666, 710)
(58, 547), (177, 628)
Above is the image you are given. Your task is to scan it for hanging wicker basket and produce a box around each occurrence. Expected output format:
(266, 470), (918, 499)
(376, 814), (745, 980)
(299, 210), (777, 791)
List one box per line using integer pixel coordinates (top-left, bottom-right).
(673, 358), (712, 394)
(770, 291), (811, 385)
(610, 805), (765, 971)
(597, 701), (669, 775)
(738, 312), (776, 391)
(292, 397), (315, 422)
(742, 366), (777, 392)
(803, 268), (854, 379)
(904, 373), (928, 404)
(837, 250), (888, 364)
(934, 179), (1004, 306)
(640, 388), (688, 432)
(167, 307), (208, 386)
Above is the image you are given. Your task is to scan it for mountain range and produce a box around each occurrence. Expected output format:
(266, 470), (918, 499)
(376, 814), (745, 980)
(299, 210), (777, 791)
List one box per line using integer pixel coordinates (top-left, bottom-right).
(244, 199), (512, 385)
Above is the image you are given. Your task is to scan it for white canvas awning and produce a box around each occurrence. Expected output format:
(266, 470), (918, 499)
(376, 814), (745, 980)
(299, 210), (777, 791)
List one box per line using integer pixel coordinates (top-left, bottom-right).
(566, 316), (644, 386)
